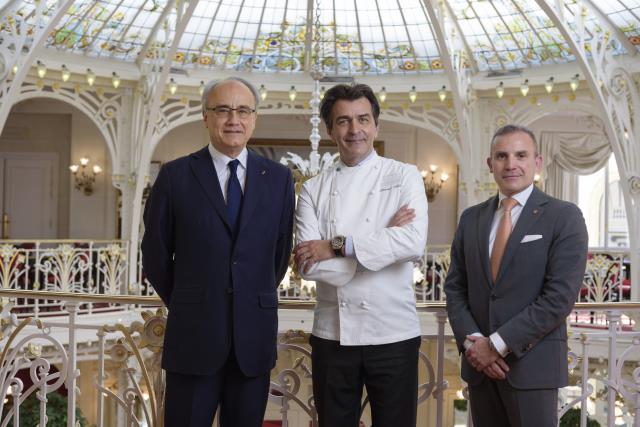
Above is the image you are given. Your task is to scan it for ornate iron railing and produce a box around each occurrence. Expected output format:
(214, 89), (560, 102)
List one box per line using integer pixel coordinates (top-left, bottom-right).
(0, 290), (638, 427)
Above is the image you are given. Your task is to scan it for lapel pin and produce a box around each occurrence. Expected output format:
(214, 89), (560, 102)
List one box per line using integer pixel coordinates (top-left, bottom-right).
(261, 170), (267, 175)
(533, 208), (539, 215)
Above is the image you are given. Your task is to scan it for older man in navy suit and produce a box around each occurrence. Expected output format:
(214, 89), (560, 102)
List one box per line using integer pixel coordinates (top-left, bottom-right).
(142, 77), (294, 427)
(445, 125), (588, 427)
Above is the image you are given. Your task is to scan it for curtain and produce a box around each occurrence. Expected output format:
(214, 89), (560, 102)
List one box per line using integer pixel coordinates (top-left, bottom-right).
(539, 131), (611, 204)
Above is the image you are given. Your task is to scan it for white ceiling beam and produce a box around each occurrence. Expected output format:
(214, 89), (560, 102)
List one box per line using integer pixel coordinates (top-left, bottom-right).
(136, 0), (178, 68)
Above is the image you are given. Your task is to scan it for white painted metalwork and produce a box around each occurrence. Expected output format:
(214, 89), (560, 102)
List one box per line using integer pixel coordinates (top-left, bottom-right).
(0, 290), (637, 427)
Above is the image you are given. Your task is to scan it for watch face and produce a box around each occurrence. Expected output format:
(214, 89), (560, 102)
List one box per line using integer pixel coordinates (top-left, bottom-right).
(331, 235), (344, 250)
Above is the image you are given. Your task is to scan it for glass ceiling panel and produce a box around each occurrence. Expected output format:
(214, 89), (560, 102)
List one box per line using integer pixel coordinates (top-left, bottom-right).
(2, 0), (636, 74)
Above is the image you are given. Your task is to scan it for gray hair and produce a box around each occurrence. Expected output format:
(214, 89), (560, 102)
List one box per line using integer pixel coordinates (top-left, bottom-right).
(490, 124), (538, 155)
(201, 77), (260, 114)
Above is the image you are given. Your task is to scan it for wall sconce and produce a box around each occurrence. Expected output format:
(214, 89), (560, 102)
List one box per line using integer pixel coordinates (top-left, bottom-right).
(69, 157), (101, 196)
(378, 87), (387, 103)
(421, 165), (449, 202)
(409, 86), (417, 103)
(288, 86), (297, 102)
(496, 81), (504, 99)
(259, 84), (268, 101)
(61, 64), (71, 82)
(86, 68), (96, 86)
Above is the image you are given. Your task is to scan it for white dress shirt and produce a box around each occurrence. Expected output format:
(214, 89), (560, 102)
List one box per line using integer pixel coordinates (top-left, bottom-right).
(208, 143), (248, 202)
(295, 152), (429, 345)
(481, 184), (535, 356)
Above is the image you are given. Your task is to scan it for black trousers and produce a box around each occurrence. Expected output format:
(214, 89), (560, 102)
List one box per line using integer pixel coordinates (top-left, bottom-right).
(164, 349), (271, 427)
(468, 379), (558, 427)
(310, 334), (421, 427)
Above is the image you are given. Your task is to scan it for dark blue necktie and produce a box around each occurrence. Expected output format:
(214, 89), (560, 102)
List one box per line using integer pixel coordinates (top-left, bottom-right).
(226, 159), (243, 231)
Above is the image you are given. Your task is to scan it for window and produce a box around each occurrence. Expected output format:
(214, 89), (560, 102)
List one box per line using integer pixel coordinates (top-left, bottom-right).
(577, 155), (629, 248)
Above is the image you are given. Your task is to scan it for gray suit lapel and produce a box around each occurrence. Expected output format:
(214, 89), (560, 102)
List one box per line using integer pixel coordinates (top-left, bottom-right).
(496, 187), (547, 283)
(477, 195), (498, 288)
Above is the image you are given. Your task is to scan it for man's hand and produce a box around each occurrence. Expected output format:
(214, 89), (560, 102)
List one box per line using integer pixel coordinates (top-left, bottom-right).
(294, 240), (334, 273)
(482, 359), (510, 380)
(388, 204), (415, 227)
(464, 335), (503, 373)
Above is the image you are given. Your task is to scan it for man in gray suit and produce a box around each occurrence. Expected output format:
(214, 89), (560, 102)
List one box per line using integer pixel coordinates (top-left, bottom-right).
(444, 124), (588, 427)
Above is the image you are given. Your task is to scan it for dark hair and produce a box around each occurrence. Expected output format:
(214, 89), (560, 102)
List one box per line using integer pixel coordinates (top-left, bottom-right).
(490, 124), (538, 154)
(320, 84), (380, 130)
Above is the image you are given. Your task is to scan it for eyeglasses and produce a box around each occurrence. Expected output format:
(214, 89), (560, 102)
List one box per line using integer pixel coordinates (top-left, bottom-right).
(206, 106), (256, 119)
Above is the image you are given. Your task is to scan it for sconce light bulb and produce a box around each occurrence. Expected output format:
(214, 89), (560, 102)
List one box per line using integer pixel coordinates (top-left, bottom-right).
(69, 165), (79, 174)
(378, 87), (387, 103)
(198, 81), (205, 97)
(288, 86), (297, 102)
(80, 157), (90, 166)
(429, 164), (438, 173)
(93, 165), (102, 174)
(496, 82), (504, 99)
(320, 86), (326, 100)
(86, 68), (96, 86)
(111, 72), (121, 89)
(441, 172), (449, 182)
(520, 79), (529, 97)
(544, 77), (554, 94)
(409, 86), (417, 103)
(168, 78), (178, 95)
(61, 65), (71, 82)
(36, 60), (47, 79)
(570, 74), (579, 92)
(438, 86), (447, 103)
(259, 84), (267, 101)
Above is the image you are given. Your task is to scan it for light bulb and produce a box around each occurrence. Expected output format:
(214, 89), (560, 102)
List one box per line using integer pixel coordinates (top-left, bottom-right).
(61, 65), (71, 82)
(544, 77), (554, 94)
(259, 84), (267, 101)
(36, 60), (47, 79)
(93, 165), (102, 174)
(111, 72), (120, 89)
(320, 86), (326, 100)
(168, 78), (178, 95)
(438, 86), (447, 102)
(441, 172), (449, 182)
(409, 86), (417, 103)
(12, 64), (17, 74)
(520, 79), (529, 97)
(86, 68), (96, 86)
(80, 157), (90, 166)
(288, 86), (297, 102)
(429, 164), (438, 173)
(496, 81), (504, 99)
(69, 165), (79, 173)
(198, 81), (205, 96)
(570, 74), (579, 92)
(378, 87), (387, 103)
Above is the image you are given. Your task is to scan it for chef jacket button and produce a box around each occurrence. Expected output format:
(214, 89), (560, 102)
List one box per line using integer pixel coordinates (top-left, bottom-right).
(331, 219), (337, 224)
(332, 191), (338, 196)
(366, 217), (370, 222)
(360, 301), (368, 307)
(340, 301), (347, 307)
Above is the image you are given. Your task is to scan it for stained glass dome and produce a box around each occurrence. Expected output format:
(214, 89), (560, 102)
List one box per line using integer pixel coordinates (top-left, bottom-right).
(6, 0), (640, 76)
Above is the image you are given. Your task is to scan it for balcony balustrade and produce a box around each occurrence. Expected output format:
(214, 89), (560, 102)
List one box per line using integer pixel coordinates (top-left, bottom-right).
(0, 290), (638, 427)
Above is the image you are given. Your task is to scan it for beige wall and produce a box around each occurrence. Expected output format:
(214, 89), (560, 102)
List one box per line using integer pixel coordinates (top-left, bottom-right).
(2, 98), (117, 239)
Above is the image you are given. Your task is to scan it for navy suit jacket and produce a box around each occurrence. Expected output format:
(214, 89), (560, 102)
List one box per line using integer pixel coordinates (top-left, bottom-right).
(445, 188), (588, 389)
(142, 146), (294, 377)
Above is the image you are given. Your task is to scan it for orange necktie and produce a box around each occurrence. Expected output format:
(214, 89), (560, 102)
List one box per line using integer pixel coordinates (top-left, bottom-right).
(491, 197), (518, 282)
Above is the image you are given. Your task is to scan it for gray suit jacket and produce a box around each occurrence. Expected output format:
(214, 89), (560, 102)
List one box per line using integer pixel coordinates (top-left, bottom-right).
(444, 187), (588, 389)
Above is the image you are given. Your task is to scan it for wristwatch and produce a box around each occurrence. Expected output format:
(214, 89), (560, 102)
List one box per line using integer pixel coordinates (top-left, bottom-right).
(330, 235), (346, 257)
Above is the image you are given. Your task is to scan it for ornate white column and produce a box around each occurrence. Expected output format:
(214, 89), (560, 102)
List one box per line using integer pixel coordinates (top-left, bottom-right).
(126, 0), (200, 287)
(535, 0), (640, 300)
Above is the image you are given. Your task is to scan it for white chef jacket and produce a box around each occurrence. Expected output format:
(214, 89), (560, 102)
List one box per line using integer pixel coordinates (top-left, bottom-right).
(296, 151), (429, 345)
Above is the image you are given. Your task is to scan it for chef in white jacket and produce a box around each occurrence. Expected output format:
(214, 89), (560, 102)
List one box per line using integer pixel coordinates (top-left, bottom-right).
(294, 83), (428, 427)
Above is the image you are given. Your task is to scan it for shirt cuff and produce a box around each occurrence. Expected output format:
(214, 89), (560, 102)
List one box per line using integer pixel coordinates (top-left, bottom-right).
(489, 332), (510, 357)
(344, 236), (355, 257)
(463, 332), (484, 350)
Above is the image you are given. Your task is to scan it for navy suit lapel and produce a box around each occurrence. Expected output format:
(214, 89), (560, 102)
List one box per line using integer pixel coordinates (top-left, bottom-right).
(477, 195), (498, 288)
(189, 147), (232, 233)
(238, 150), (267, 233)
(496, 187), (547, 283)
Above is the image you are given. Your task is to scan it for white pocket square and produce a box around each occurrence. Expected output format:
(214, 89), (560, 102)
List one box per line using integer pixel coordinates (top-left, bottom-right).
(521, 234), (542, 243)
